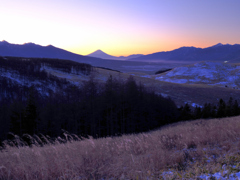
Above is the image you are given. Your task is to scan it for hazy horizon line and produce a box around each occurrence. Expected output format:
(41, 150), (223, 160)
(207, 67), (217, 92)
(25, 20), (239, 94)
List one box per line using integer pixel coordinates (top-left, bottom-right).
(1, 39), (239, 57)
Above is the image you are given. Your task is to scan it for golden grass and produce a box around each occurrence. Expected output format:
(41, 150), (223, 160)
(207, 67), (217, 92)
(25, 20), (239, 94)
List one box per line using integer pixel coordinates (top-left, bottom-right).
(1, 116), (240, 179)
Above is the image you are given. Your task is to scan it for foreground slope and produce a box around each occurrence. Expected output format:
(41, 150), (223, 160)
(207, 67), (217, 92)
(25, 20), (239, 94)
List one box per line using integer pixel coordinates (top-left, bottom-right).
(1, 116), (240, 179)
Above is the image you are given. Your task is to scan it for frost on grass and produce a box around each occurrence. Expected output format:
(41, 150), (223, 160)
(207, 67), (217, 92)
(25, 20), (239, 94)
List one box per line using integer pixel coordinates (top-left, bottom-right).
(1, 116), (240, 179)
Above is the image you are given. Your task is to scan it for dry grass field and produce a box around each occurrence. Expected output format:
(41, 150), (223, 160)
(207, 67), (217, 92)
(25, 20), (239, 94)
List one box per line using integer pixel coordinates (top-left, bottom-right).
(1, 116), (240, 179)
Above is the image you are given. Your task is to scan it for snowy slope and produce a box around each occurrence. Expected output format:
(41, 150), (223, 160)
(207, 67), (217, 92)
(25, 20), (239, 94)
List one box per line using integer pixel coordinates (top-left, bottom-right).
(155, 62), (240, 88)
(0, 65), (90, 98)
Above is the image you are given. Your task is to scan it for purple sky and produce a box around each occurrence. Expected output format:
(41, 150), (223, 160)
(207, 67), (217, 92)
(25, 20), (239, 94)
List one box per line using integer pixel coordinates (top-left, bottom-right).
(0, 0), (240, 56)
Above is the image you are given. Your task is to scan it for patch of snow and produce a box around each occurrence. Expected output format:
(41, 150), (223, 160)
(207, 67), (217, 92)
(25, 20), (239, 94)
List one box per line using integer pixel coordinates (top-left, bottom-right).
(157, 78), (188, 84)
(198, 171), (240, 180)
(1, 71), (25, 85)
(191, 103), (202, 108)
(156, 92), (169, 98)
(235, 172), (240, 179)
(0, 68), (80, 96)
(141, 75), (151, 78)
(161, 167), (240, 180)
(155, 61), (240, 88)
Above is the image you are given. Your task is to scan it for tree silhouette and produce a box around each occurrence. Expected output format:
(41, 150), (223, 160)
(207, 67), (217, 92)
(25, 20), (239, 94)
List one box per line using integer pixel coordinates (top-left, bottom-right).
(179, 103), (192, 120)
(22, 87), (37, 135)
(217, 99), (226, 118)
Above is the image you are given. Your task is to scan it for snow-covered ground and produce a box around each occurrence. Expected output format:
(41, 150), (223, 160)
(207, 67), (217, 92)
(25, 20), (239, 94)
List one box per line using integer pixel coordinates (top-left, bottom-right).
(160, 147), (240, 179)
(161, 169), (240, 180)
(0, 65), (90, 96)
(0, 70), (42, 87)
(155, 61), (240, 88)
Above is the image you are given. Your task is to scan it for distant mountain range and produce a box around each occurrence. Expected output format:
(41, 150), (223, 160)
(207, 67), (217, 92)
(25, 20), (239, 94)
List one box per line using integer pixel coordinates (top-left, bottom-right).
(128, 43), (240, 62)
(87, 49), (143, 60)
(0, 41), (163, 73)
(0, 40), (100, 64)
(1, 41), (240, 67)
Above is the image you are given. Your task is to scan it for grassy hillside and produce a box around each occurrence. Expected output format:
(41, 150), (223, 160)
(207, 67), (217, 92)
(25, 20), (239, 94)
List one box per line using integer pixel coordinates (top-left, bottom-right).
(1, 116), (240, 179)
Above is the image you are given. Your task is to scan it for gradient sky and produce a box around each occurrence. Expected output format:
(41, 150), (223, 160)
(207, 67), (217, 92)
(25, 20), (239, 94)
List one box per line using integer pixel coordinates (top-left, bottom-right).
(0, 0), (240, 56)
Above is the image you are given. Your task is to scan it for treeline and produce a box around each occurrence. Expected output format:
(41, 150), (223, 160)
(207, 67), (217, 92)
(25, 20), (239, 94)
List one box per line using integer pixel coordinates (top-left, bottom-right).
(0, 76), (179, 144)
(0, 75), (72, 142)
(179, 97), (240, 120)
(0, 56), (93, 76)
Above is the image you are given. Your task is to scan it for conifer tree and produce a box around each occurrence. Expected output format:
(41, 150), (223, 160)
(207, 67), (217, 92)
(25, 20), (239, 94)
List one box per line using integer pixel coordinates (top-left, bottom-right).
(193, 106), (202, 119)
(202, 103), (213, 118)
(22, 87), (37, 135)
(226, 97), (234, 116)
(180, 103), (192, 120)
(233, 100), (240, 116)
(217, 99), (226, 118)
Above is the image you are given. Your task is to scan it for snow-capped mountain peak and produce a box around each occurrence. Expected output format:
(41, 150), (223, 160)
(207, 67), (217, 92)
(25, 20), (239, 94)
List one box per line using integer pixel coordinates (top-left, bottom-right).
(211, 43), (224, 47)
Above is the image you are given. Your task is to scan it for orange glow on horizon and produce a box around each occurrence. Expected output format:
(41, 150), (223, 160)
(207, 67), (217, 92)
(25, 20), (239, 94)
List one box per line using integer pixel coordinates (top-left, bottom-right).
(1, 1), (239, 57)
(67, 40), (234, 57)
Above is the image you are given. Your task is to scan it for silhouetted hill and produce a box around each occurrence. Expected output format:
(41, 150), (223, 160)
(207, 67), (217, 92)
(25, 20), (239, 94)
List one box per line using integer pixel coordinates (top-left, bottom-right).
(88, 49), (143, 60)
(129, 43), (240, 62)
(0, 41), (102, 64)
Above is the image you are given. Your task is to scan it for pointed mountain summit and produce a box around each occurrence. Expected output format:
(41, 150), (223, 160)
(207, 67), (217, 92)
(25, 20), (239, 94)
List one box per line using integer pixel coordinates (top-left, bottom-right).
(210, 43), (231, 48)
(87, 49), (143, 60)
(87, 50), (118, 60)
(91, 49), (107, 55)
(211, 43), (224, 47)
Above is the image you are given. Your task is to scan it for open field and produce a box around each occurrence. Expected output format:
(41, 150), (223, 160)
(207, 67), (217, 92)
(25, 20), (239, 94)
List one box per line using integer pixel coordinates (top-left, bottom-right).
(1, 116), (240, 179)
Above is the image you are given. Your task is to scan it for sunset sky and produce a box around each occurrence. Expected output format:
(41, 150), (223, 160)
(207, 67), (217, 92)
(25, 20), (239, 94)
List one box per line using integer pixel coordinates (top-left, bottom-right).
(0, 0), (240, 56)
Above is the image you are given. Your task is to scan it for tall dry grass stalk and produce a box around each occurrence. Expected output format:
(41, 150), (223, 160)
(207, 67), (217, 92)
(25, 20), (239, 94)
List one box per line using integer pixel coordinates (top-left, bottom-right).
(1, 116), (240, 179)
